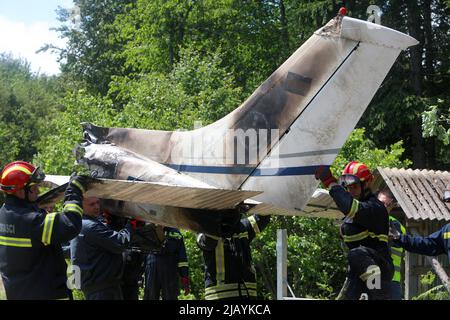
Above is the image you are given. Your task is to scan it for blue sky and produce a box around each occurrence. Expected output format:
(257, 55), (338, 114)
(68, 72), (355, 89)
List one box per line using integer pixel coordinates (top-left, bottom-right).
(0, 0), (74, 75)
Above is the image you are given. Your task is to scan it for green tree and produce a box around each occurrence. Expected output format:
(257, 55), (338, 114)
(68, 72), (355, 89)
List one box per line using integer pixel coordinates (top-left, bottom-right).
(50, 0), (135, 95)
(110, 47), (243, 130)
(35, 91), (118, 174)
(359, 0), (450, 169)
(332, 128), (412, 175)
(114, 0), (294, 96)
(0, 53), (61, 167)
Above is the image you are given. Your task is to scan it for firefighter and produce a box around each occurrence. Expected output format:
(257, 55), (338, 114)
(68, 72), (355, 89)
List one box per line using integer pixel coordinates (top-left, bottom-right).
(102, 212), (148, 300)
(377, 188), (406, 300)
(315, 161), (393, 300)
(391, 187), (450, 262)
(144, 226), (190, 300)
(392, 223), (450, 263)
(0, 161), (88, 299)
(70, 197), (133, 300)
(196, 212), (270, 300)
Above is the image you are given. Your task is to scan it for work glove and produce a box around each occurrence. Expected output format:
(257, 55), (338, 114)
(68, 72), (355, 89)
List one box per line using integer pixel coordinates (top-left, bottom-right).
(314, 166), (337, 188)
(129, 218), (145, 230)
(68, 173), (90, 194)
(389, 225), (401, 241)
(181, 276), (190, 295)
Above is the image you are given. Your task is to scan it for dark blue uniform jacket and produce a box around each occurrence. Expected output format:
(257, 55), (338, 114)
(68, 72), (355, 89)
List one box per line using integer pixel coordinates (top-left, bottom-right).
(395, 223), (450, 262)
(0, 189), (82, 299)
(70, 215), (131, 294)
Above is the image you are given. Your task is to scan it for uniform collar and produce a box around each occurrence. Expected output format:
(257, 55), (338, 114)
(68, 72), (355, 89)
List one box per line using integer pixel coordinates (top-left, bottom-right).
(4, 194), (37, 209)
(83, 214), (101, 222)
(361, 191), (375, 202)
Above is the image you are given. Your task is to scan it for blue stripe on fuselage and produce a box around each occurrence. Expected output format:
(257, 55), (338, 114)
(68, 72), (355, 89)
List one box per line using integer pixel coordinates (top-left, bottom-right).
(164, 164), (326, 176)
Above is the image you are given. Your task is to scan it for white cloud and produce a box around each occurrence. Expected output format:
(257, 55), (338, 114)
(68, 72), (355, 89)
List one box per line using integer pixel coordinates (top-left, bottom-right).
(0, 15), (67, 75)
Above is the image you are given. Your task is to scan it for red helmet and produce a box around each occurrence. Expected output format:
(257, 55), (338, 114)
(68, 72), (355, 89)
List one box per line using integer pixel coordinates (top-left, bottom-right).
(0, 161), (45, 194)
(341, 161), (373, 186)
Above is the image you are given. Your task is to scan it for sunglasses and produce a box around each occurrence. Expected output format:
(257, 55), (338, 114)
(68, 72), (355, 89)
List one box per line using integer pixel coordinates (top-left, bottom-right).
(338, 174), (361, 188)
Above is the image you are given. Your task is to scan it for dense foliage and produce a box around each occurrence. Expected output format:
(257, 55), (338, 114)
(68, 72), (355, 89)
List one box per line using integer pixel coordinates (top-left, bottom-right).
(0, 0), (448, 299)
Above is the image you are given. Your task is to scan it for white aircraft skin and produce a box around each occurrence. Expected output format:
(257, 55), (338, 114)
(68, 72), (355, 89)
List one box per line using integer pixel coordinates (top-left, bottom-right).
(53, 15), (417, 236)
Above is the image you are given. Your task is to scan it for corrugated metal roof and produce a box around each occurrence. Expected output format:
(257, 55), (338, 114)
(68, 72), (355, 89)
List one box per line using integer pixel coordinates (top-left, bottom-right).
(376, 167), (450, 221)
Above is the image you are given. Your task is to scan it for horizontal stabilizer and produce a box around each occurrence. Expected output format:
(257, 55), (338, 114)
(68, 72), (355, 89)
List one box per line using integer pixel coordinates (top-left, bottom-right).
(40, 175), (261, 210)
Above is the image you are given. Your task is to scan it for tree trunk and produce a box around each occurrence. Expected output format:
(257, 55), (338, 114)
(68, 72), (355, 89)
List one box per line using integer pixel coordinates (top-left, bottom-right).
(426, 137), (437, 169)
(406, 0), (423, 94)
(279, 0), (290, 52)
(422, 0), (434, 79)
(406, 0), (426, 168)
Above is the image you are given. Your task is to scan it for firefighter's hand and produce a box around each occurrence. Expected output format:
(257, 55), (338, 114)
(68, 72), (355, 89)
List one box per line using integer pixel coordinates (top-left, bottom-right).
(314, 166), (337, 188)
(181, 276), (190, 295)
(389, 226), (401, 241)
(69, 173), (90, 193)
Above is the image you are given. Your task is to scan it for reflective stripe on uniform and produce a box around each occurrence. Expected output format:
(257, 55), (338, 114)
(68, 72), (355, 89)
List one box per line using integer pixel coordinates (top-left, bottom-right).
(71, 180), (85, 193)
(248, 216), (260, 235)
(42, 212), (57, 245)
(392, 265), (402, 282)
(215, 239), (225, 285)
(205, 283), (239, 294)
(205, 233), (220, 240)
(234, 232), (248, 239)
(206, 289), (257, 300)
(342, 230), (388, 243)
(167, 231), (182, 239)
(391, 247), (403, 268)
(205, 232), (248, 241)
(391, 246), (404, 256)
(0, 235), (32, 248)
(444, 232), (450, 240)
(63, 203), (83, 217)
(347, 199), (360, 219)
(391, 254), (401, 265)
(178, 262), (189, 268)
(205, 282), (257, 300)
(388, 217), (405, 283)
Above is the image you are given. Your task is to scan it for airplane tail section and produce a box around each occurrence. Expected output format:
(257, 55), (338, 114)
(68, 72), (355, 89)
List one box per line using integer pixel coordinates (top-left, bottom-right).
(241, 17), (418, 212)
(79, 15), (417, 215)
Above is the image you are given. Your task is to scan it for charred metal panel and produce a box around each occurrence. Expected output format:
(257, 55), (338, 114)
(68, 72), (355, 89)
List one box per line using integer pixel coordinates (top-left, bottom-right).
(283, 72), (312, 96)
